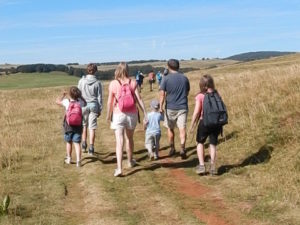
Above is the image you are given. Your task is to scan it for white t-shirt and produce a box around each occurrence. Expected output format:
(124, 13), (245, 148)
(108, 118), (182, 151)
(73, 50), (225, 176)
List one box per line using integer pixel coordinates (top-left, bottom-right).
(62, 98), (85, 111)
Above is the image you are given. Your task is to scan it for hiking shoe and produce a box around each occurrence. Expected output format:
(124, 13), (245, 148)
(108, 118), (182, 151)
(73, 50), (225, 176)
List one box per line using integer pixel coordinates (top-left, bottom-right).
(127, 159), (137, 168)
(82, 142), (87, 153)
(76, 161), (81, 168)
(196, 165), (206, 175)
(88, 146), (94, 155)
(180, 150), (187, 159)
(168, 148), (176, 157)
(114, 169), (122, 177)
(210, 164), (217, 176)
(64, 157), (71, 164)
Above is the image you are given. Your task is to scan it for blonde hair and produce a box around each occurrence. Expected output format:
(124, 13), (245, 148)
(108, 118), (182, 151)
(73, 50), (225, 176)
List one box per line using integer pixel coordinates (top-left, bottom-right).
(114, 62), (129, 80)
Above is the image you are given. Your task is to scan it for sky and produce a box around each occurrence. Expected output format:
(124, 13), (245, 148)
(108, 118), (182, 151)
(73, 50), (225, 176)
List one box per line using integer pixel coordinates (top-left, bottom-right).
(0, 0), (300, 64)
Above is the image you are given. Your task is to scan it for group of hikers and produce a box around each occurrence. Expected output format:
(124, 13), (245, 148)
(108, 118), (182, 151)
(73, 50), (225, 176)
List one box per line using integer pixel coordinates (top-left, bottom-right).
(56, 59), (228, 177)
(135, 68), (165, 92)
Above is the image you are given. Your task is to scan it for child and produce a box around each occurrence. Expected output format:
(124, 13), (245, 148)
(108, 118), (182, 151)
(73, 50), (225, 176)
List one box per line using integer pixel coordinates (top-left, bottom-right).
(144, 99), (164, 160)
(78, 63), (103, 155)
(56, 86), (86, 167)
(189, 75), (223, 175)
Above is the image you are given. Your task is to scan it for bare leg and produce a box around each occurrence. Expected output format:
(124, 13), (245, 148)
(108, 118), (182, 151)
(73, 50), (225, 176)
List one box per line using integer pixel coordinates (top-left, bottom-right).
(74, 143), (81, 162)
(66, 142), (72, 158)
(197, 143), (205, 165)
(179, 127), (186, 150)
(89, 129), (95, 146)
(209, 144), (217, 165)
(82, 126), (87, 144)
(167, 128), (175, 148)
(125, 128), (135, 163)
(115, 129), (124, 171)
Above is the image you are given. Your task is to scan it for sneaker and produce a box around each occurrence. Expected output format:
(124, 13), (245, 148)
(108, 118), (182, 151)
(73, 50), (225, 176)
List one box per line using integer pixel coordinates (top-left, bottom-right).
(88, 146), (94, 155)
(196, 165), (205, 175)
(64, 157), (71, 164)
(82, 142), (87, 153)
(127, 159), (137, 168)
(154, 153), (159, 160)
(148, 152), (154, 161)
(168, 148), (176, 157)
(114, 169), (122, 177)
(180, 150), (187, 159)
(210, 164), (217, 176)
(76, 161), (81, 168)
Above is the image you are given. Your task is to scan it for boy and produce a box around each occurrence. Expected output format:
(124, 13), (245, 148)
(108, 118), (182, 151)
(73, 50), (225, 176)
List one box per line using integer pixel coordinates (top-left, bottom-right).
(78, 63), (103, 155)
(144, 100), (164, 160)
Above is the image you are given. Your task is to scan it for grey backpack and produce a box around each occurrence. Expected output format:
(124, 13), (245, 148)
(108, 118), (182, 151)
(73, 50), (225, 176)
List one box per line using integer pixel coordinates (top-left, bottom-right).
(203, 91), (228, 128)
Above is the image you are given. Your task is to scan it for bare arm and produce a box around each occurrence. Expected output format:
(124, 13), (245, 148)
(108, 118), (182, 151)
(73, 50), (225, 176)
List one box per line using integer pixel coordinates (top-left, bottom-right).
(134, 88), (147, 118)
(106, 88), (114, 122)
(55, 91), (67, 106)
(189, 100), (201, 133)
(159, 90), (166, 113)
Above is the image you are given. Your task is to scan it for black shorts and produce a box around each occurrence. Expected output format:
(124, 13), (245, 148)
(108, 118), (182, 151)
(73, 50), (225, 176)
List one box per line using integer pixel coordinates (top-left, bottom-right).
(196, 120), (221, 145)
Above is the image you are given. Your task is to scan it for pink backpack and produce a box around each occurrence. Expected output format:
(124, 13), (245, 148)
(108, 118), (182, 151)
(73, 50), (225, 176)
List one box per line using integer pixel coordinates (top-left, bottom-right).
(66, 101), (82, 126)
(117, 79), (136, 112)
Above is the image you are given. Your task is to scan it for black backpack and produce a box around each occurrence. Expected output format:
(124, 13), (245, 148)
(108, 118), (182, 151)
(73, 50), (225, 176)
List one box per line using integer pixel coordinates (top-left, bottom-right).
(203, 91), (228, 128)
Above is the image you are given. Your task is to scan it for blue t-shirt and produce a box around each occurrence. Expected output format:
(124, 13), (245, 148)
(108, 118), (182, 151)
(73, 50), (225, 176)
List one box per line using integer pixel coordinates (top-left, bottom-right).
(160, 72), (190, 110)
(146, 112), (164, 135)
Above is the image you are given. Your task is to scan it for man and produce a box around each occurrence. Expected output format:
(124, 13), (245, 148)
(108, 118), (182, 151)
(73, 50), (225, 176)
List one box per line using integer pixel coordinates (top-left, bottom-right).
(159, 59), (190, 159)
(78, 63), (103, 155)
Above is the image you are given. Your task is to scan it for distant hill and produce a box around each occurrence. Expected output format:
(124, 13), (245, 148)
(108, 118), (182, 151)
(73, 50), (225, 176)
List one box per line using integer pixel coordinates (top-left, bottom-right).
(225, 51), (296, 62)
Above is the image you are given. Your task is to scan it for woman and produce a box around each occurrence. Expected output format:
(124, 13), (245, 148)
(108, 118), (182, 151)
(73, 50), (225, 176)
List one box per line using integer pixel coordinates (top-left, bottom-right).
(106, 62), (147, 177)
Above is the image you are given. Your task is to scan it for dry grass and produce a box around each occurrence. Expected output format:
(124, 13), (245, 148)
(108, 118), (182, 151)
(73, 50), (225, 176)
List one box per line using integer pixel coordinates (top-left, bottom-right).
(0, 54), (299, 224)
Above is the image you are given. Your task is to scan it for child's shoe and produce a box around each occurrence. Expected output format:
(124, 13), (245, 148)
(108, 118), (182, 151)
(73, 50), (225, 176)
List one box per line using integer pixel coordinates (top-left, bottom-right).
(82, 142), (87, 153)
(114, 169), (122, 177)
(148, 152), (154, 161)
(88, 146), (94, 155)
(64, 157), (71, 164)
(196, 165), (205, 175)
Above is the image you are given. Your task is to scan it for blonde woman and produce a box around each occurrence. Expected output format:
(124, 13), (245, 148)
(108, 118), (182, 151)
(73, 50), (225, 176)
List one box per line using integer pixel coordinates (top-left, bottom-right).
(106, 62), (147, 177)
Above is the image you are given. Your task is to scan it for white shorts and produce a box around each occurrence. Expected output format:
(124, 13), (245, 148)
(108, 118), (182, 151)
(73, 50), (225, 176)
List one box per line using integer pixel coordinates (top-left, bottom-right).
(110, 112), (138, 130)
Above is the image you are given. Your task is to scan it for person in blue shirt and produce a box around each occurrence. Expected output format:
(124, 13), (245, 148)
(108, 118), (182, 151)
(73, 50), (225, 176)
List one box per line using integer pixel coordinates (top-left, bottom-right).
(156, 71), (162, 88)
(136, 71), (144, 92)
(144, 99), (164, 160)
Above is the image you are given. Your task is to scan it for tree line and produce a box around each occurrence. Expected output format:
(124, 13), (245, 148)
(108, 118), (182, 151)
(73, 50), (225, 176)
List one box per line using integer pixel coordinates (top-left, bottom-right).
(0, 63), (197, 80)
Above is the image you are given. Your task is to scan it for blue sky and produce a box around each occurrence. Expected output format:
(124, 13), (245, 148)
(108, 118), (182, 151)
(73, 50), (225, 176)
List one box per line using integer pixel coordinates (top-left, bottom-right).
(0, 0), (299, 64)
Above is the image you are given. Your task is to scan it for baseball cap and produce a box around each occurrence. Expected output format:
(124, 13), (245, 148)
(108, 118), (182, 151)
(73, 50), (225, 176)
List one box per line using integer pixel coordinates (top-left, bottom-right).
(150, 99), (159, 110)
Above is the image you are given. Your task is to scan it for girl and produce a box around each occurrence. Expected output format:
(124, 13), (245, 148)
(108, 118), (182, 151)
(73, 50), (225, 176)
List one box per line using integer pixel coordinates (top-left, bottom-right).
(189, 75), (222, 175)
(106, 62), (147, 177)
(56, 86), (86, 167)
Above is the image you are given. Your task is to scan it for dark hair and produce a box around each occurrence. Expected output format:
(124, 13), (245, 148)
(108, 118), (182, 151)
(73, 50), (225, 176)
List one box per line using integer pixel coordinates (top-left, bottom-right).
(69, 86), (82, 100)
(199, 74), (215, 93)
(167, 59), (180, 71)
(87, 63), (98, 75)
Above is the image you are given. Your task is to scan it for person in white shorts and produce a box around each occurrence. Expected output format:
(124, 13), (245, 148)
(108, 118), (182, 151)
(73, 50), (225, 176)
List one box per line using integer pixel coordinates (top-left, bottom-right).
(106, 62), (147, 177)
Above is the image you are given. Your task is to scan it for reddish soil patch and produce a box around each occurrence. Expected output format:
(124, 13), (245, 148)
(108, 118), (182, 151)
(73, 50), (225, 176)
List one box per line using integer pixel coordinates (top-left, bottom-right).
(165, 168), (250, 225)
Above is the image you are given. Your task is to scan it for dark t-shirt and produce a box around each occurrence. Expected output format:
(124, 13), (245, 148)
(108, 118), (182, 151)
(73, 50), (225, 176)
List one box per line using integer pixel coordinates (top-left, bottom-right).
(160, 72), (190, 110)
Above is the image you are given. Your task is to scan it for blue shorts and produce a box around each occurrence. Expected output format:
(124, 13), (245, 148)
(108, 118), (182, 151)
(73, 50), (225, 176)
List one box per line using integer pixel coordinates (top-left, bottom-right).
(64, 132), (81, 143)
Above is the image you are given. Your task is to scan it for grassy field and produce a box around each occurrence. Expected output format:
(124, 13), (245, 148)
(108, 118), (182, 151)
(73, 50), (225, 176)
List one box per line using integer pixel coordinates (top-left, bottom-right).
(0, 55), (299, 224)
(0, 72), (78, 90)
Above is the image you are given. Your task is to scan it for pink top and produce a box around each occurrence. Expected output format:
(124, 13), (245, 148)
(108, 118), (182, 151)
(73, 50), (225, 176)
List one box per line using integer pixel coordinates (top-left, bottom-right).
(109, 79), (138, 114)
(195, 93), (205, 120)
